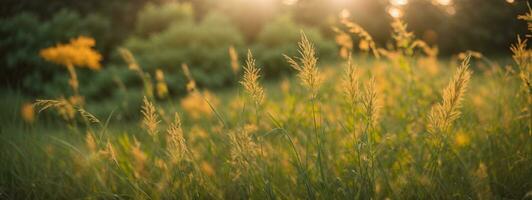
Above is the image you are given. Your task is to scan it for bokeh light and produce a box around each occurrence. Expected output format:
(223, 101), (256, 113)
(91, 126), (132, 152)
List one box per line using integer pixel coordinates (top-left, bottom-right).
(388, 6), (403, 18)
(436, 0), (452, 6)
(339, 9), (351, 19)
(390, 0), (409, 6)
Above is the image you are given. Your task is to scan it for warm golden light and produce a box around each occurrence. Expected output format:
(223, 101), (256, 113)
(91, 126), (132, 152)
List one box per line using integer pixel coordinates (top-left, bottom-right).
(506, 0), (514, 3)
(388, 7), (403, 18)
(446, 7), (456, 15)
(339, 9), (351, 19)
(282, 0), (298, 5)
(390, 0), (408, 6)
(436, 0), (452, 6)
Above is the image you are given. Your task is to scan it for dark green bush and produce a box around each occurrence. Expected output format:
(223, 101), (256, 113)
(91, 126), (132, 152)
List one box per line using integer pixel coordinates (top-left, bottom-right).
(253, 15), (337, 78)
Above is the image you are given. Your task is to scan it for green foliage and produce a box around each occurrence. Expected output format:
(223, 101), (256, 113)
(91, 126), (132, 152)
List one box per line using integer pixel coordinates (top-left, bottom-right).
(135, 2), (194, 37)
(125, 11), (244, 92)
(215, 0), (278, 41)
(254, 15), (336, 77)
(0, 9), (111, 97)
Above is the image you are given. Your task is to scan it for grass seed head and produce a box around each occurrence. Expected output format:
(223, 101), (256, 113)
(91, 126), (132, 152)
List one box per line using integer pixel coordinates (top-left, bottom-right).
(284, 31), (322, 98)
(167, 113), (189, 163)
(428, 54), (472, 134)
(240, 50), (265, 106)
(141, 96), (160, 137)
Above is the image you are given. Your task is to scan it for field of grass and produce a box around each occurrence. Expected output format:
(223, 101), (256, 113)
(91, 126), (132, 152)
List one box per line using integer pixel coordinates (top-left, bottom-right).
(0, 15), (531, 200)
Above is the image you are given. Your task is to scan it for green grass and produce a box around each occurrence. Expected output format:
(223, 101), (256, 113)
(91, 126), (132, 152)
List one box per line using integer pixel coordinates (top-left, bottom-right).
(0, 53), (530, 199)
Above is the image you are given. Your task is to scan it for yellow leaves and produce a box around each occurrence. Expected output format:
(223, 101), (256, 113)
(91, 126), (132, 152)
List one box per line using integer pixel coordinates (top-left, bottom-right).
(40, 36), (101, 99)
(40, 36), (102, 70)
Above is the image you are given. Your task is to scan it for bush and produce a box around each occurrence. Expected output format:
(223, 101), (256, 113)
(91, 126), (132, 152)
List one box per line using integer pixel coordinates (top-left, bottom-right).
(253, 15), (337, 78)
(124, 11), (244, 93)
(0, 10), (111, 97)
(135, 2), (194, 37)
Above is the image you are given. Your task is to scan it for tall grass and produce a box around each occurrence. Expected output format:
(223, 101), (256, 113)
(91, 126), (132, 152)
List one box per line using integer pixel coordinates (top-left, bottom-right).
(0, 7), (531, 200)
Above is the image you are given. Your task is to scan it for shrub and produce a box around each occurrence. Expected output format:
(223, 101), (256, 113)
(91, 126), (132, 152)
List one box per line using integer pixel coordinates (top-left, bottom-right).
(124, 12), (244, 93)
(135, 2), (194, 37)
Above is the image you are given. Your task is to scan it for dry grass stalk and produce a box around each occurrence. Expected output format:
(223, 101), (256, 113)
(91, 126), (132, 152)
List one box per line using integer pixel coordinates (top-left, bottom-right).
(240, 50), (265, 106)
(339, 18), (380, 58)
(510, 36), (531, 92)
(362, 78), (380, 127)
(342, 55), (360, 106)
(229, 129), (259, 181)
(229, 46), (240, 75)
(34, 98), (76, 121)
(284, 31), (322, 98)
(182, 63), (197, 93)
(155, 69), (169, 99)
(391, 19), (414, 50)
(167, 113), (189, 163)
(332, 28), (353, 59)
(118, 48), (141, 72)
(141, 96), (160, 137)
(428, 55), (472, 134)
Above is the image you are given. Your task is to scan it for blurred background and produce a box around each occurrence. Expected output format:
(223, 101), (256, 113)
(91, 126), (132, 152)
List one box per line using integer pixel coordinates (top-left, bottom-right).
(0, 0), (528, 100)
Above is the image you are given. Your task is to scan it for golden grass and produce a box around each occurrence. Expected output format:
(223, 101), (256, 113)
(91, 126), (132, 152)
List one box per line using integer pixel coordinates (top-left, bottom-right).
(3, 7), (530, 200)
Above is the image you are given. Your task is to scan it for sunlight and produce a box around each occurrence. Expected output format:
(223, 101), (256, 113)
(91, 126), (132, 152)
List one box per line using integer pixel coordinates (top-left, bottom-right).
(436, 0), (452, 6)
(282, 0), (298, 5)
(390, 0), (409, 6)
(2, 0), (530, 198)
(388, 6), (403, 18)
(339, 9), (351, 19)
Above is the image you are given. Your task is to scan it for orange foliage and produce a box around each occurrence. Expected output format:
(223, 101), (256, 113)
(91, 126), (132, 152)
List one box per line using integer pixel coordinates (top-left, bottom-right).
(40, 36), (102, 70)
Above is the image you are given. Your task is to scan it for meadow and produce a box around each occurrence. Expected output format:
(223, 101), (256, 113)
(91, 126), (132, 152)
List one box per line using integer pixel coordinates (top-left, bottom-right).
(0, 4), (531, 200)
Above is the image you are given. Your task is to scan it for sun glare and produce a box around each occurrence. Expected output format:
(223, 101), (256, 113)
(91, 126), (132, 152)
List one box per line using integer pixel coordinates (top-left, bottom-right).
(340, 9), (351, 19)
(388, 6), (403, 18)
(282, 0), (298, 5)
(436, 0), (452, 6)
(390, 0), (408, 6)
